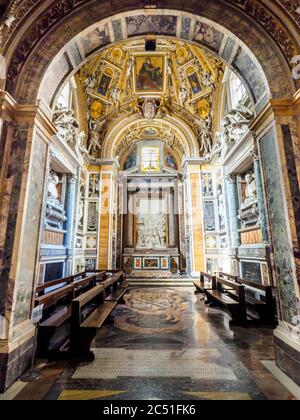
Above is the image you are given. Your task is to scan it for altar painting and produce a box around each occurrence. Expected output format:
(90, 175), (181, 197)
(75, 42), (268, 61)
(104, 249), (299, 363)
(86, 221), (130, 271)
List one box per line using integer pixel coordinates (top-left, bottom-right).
(134, 54), (165, 93)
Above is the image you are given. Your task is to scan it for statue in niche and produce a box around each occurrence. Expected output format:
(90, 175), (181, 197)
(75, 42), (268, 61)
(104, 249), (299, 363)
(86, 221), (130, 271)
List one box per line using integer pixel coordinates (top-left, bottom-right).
(53, 105), (79, 144)
(243, 172), (257, 205)
(46, 170), (67, 230)
(48, 171), (61, 204)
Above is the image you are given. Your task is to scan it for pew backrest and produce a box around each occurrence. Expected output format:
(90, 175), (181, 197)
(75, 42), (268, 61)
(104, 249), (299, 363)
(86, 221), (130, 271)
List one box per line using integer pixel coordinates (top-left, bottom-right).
(72, 284), (104, 328)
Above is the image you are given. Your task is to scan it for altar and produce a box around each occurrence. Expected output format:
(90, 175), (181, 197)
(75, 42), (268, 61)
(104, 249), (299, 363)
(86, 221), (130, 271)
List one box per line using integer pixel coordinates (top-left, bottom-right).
(122, 172), (180, 279)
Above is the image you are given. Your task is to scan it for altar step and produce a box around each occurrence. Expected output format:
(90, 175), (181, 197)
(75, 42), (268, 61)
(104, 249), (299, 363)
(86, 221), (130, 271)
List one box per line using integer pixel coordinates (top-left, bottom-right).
(128, 278), (194, 287)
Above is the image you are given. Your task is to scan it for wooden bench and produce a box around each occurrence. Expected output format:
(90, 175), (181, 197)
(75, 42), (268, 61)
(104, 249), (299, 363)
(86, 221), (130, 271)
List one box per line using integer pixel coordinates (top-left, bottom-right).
(236, 277), (277, 326)
(204, 277), (247, 326)
(194, 272), (216, 294)
(70, 285), (115, 359)
(36, 275), (97, 357)
(219, 272), (238, 282)
(35, 271), (90, 297)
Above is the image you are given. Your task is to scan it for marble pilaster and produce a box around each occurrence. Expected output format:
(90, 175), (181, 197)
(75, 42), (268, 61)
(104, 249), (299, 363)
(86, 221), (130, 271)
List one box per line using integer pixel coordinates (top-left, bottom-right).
(252, 150), (269, 243)
(64, 173), (77, 252)
(226, 175), (240, 248)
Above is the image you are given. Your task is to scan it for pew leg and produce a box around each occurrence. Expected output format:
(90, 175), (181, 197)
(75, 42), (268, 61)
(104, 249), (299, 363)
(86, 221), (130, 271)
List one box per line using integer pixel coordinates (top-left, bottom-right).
(37, 327), (56, 358)
(70, 329), (97, 360)
(228, 305), (247, 326)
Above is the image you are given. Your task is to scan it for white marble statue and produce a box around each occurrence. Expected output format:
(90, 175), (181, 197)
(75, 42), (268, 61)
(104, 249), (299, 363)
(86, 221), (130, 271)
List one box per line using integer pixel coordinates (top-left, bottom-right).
(179, 87), (189, 108)
(48, 171), (60, 203)
(53, 106), (79, 144)
(76, 131), (89, 158)
(110, 87), (121, 107)
(219, 101), (254, 146)
(84, 74), (98, 91)
(244, 173), (257, 204)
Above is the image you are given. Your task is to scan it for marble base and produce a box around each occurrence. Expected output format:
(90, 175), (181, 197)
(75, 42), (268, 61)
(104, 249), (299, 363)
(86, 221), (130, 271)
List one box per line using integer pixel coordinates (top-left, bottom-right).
(0, 337), (34, 393)
(274, 326), (300, 387)
(130, 270), (173, 279)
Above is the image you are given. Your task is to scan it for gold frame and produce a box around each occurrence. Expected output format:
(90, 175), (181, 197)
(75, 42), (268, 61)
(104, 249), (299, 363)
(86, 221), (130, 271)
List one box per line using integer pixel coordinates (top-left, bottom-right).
(132, 52), (167, 96)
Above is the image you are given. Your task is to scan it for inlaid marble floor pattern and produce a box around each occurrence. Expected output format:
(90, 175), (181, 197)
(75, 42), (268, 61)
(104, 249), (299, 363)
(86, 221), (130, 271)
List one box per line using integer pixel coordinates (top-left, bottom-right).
(7, 288), (297, 400)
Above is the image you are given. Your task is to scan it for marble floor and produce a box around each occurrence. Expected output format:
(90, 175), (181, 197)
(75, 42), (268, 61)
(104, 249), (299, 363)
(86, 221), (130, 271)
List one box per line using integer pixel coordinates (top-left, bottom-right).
(2, 287), (298, 400)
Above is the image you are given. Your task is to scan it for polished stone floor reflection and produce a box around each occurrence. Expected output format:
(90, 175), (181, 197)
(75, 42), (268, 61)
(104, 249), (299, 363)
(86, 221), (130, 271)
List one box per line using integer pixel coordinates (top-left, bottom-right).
(5, 288), (297, 400)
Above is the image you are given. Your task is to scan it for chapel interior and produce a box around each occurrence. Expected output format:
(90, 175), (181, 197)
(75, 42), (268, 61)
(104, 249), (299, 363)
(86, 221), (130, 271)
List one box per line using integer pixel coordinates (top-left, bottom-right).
(0, 0), (300, 401)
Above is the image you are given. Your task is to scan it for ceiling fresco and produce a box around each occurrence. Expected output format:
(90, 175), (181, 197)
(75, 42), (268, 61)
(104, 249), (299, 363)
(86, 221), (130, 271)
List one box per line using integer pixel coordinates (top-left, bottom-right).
(71, 38), (224, 161)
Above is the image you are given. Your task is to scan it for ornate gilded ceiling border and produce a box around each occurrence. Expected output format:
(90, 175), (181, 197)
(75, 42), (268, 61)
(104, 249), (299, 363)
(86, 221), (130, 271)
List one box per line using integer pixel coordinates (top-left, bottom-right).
(3, 0), (299, 95)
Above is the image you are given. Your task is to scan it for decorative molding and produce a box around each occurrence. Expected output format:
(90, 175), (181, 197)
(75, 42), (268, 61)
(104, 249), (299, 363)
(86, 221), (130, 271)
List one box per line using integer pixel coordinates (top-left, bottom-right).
(227, 0), (298, 61)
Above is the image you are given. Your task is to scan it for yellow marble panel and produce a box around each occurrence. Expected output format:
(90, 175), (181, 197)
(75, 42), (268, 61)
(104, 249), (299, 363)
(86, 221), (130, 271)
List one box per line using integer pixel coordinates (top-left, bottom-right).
(190, 173), (204, 272)
(58, 390), (126, 400)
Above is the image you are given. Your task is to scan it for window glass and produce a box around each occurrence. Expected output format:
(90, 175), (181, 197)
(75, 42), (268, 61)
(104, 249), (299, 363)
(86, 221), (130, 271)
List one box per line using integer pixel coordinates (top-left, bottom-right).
(230, 73), (246, 108)
(141, 146), (161, 172)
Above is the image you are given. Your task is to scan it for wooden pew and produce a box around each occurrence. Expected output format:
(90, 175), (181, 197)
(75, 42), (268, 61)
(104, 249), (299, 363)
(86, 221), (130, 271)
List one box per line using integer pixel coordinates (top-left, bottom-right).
(70, 272), (128, 359)
(236, 277), (277, 326)
(194, 272), (216, 294)
(35, 275), (73, 297)
(218, 272), (238, 282)
(204, 277), (247, 326)
(35, 271), (88, 297)
(36, 275), (97, 357)
(70, 285), (115, 359)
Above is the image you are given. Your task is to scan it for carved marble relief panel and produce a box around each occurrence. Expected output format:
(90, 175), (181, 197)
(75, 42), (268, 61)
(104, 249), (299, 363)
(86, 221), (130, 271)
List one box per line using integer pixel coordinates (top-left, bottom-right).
(87, 202), (98, 233)
(204, 201), (216, 232)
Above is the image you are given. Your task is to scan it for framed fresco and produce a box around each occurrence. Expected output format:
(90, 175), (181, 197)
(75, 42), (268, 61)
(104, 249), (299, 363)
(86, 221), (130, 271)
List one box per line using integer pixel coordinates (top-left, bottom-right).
(98, 73), (112, 97)
(133, 53), (166, 95)
(143, 257), (160, 269)
(187, 70), (202, 96)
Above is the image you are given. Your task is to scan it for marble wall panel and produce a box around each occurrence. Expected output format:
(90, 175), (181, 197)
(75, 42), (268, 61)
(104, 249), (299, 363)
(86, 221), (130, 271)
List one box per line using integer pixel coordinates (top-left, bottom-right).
(0, 126), (28, 318)
(260, 127), (298, 323)
(14, 133), (47, 326)
(204, 201), (216, 232)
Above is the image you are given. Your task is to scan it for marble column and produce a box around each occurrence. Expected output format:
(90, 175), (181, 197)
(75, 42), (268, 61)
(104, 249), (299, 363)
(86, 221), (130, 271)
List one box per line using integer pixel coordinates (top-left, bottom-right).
(252, 150), (269, 243)
(226, 174), (240, 248)
(64, 173), (77, 254)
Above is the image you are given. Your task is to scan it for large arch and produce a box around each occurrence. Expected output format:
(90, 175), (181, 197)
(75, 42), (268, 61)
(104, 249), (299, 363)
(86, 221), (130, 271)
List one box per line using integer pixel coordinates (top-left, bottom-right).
(0, 0), (300, 394)
(1, 1), (299, 107)
(103, 115), (199, 159)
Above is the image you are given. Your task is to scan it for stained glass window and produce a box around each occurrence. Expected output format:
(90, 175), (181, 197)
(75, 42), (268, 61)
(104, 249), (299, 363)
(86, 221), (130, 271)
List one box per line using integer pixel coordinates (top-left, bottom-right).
(141, 146), (161, 172)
